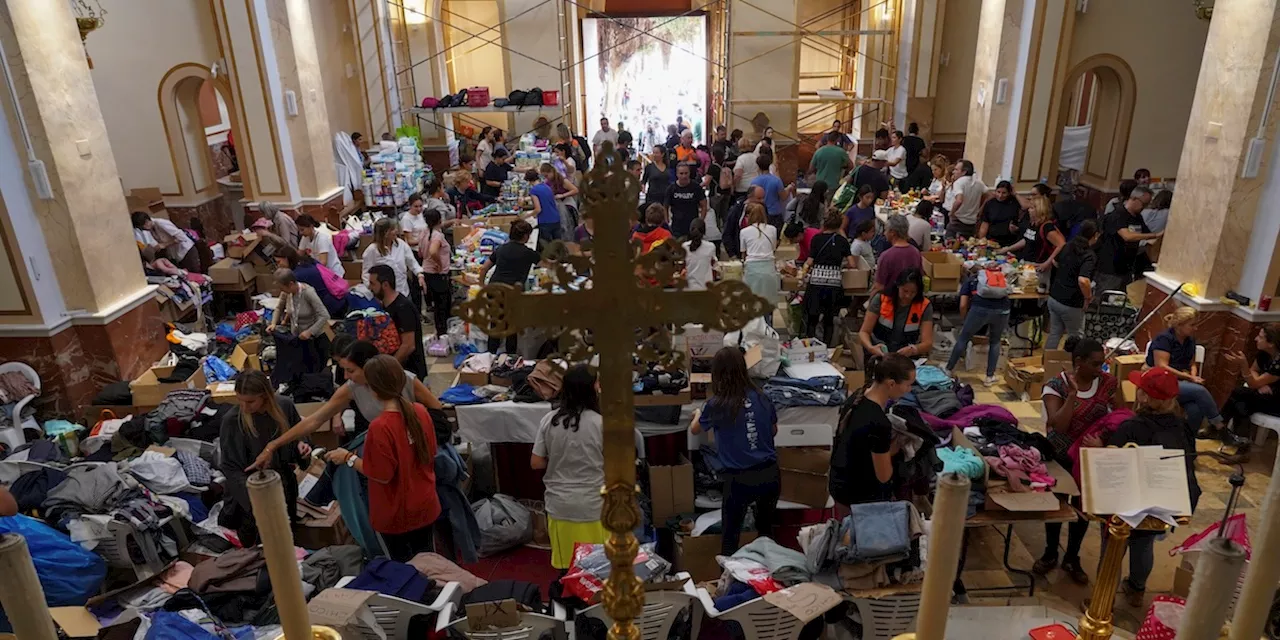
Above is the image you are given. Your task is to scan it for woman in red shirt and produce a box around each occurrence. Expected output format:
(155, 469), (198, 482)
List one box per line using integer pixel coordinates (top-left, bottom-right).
(327, 355), (441, 561)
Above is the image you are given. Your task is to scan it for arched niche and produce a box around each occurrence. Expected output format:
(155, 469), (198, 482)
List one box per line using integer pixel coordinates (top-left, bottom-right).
(158, 63), (245, 203)
(1049, 54), (1137, 191)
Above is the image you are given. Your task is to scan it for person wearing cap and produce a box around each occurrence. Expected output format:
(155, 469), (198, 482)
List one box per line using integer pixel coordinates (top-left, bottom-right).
(1145, 307), (1226, 436)
(1084, 365), (1200, 608)
(851, 152), (891, 201)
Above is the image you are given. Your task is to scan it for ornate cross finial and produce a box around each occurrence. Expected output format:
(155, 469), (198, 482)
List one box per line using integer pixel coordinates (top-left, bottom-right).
(454, 142), (768, 640)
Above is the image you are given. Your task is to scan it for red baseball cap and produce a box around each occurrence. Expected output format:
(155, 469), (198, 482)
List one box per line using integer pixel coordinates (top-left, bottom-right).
(1128, 367), (1179, 401)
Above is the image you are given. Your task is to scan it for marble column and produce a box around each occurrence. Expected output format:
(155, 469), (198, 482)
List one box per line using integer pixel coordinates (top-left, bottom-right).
(211, 0), (345, 215)
(1156, 0), (1280, 299)
(0, 0), (168, 414)
(962, 0), (1074, 187)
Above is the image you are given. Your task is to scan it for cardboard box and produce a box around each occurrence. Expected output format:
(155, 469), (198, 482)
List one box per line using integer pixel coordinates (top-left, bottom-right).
(209, 258), (256, 286)
(228, 344), (261, 371)
(682, 324), (725, 358)
(51, 607), (102, 639)
(292, 503), (353, 549)
(256, 273), (281, 295)
(777, 446), (831, 508)
(458, 371), (489, 387)
(357, 234), (374, 253)
(763, 583), (843, 624)
(130, 364), (205, 407)
(1003, 355), (1047, 400)
(841, 268), (870, 290)
(782, 338), (829, 364)
(207, 380), (238, 404)
(1117, 379), (1138, 408)
(675, 531), (757, 582)
(453, 224), (475, 244)
(342, 261), (363, 283)
(1110, 353), (1146, 384)
(922, 252), (964, 291)
(1172, 557), (1195, 599)
(298, 402), (340, 450)
(781, 276), (802, 292)
(633, 386), (692, 406)
(649, 456), (694, 525)
(307, 588), (379, 639)
(223, 232), (262, 259)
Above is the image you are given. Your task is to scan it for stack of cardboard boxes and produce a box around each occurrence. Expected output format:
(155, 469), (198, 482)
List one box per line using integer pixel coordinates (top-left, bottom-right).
(127, 338), (263, 410)
(922, 252), (964, 292)
(1003, 350), (1071, 401)
(210, 232), (265, 289)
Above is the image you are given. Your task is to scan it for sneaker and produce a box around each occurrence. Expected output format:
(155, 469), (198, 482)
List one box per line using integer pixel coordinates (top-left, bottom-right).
(943, 367), (957, 379)
(1061, 558), (1089, 585)
(1031, 556), (1058, 576)
(1121, 579), (1145, 608)
(983, 374), (1000, 386)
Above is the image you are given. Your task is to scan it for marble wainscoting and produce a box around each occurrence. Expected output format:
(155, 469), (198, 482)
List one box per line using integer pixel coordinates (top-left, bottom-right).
(0, 299), (167, 417)
(168, 195), (235, 242)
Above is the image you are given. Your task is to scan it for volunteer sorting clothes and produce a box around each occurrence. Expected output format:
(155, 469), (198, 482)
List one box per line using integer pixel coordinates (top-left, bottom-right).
(945, 265), (1011, 385)
(266, 268), (332, 387)
(131, 211), (200, 273)
(259, 201), (299, 248)
(1216, 323), (1280, 451)
(479, 220), (545, 354)
(362, 217), (426, 298)
(272, 247), (354, 316)
(690, 347), (780, 555)
(531, 364), (609, 570)
(251, 340), (443, 464)
(1145, 307), (1225, 435)
(219, 371), (307, 546)
(829, 354), (916, 506)
(859, 268), (934, 365)
(1105, 367), (1201, 608)
(324, 355), (441, 561)
(1034, 337), (1116, 586)
(297, 214), (343, 275)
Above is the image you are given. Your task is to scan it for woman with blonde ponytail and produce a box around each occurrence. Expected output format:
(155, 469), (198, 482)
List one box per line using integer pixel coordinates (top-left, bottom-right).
(326, 355), (441, 560)
(220, 370), (306, 545)
(1145, 306), (1225, 434)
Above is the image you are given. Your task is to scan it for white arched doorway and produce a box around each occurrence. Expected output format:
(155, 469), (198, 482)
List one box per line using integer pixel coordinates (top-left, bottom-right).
(158, 63), (243, 203)
(1050, 54), (1137, 190)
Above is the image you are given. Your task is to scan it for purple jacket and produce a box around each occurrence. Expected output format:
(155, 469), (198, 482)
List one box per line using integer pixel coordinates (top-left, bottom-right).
(920, 404), (1018, 432)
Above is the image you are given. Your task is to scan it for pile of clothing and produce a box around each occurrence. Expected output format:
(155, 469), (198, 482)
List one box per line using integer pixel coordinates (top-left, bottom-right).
(709, 537), (813, 611)
(960, 421), (1056, 493)
(799, 501), (926, 591)
(762, 375), (846, 407)
(896, 365), (971, 418)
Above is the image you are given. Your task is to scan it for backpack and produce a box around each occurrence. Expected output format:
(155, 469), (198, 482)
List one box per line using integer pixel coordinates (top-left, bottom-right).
(420, 97), (439, 108)
(976, 268), (1010, 299)
(524, 87), (543, 106)
(463, 579), (543, 611)
(493, 98), (509, 108)
(350, 312), (403, 355)
(573, 135), (592, 164)
(507, 89), (528, 106)
(316, 263), (350, 298)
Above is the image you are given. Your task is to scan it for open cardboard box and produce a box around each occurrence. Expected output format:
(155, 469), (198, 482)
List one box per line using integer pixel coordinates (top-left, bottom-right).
(1110, 353), (1145, 384)
(223, 232), (262, 259)
(675, 531), (757, 582)
(649, 455), (694, 525)
(953, 427), (1080, 512)
(342, 261), (363, 283)
(209, 258), (256, 286)
(1003, 352), (1068, 401)
(922, 252), (963, 291)
(831, 345), (866, 391)
(842, 268), (870, 290)
(130, 364), (206, 407)
(777, 445), (830, 508)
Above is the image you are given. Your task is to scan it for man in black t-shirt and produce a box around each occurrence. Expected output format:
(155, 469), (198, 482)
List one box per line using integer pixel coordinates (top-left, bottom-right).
(480, 220), (543, 354)
(851, 153), (891, 200)
(368, 264), (427, 379)
(902, 123), (927, 173)
(1094, 186), (1162, 292)
(481, 148), (512, 198)
(829, 354), (916, 506)
(666, 164), (707, 238)
(1053, 187), (1096, 236)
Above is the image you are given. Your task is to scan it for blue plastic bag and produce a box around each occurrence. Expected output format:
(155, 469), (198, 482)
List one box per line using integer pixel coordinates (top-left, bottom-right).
(201, 356), (239, 383)
(215, 322), (252, 343)
(0, 515), (106, 632)
(144, 611), (220, 639)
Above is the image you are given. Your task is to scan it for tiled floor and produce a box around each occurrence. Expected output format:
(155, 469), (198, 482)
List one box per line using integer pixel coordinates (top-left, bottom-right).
(426, 338), (1274, 634)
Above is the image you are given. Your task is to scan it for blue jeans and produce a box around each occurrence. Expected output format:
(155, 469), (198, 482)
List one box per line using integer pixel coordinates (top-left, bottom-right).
(946, 305), (1010, 376)
(1178, 380), (1222, 431)
(1045, 297), (1084, 350)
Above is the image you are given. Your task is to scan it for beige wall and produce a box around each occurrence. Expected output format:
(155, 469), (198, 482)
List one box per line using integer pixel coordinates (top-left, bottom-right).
(86, 1), (220, 195)
(932, 0), (980, 140)
(729, 0), (799, 140)
(1067, 2), (1209, 180)
(314, 0), (371, 139)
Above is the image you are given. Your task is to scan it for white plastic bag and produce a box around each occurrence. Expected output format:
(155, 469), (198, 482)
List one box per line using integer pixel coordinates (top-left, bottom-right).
(472, 494), (533, 557)
(724, 317), (781, 378)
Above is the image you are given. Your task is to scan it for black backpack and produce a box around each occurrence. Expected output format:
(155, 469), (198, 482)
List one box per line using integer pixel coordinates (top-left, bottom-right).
(462, 580), (544, 612)
(524, 87), (543, 106)
(573, 135), (592, 164)
(507, 89), (528, 106)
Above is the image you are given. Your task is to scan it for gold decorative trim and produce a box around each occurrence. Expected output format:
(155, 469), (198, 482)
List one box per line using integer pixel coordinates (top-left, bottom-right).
(0, 200), (34, 317)
(1010, 0), (1047, 184)
(1046, 53), (1136, 191)
(244, 0), (289, 197)
(157, 63), (226, 199)
(212, 0), (260, 201)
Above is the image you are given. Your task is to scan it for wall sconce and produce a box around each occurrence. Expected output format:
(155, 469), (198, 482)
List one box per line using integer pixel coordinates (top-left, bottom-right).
(70, 0), (107, 68)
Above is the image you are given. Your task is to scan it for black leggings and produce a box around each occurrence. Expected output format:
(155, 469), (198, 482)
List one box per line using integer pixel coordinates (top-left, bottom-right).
(426, 274), (452, 337)
(381, 522), (435, 562)
(1042, 519), (1089, 564)
(1220, 386), (1280, 438)
(488, 334), (518, 355)
(720, 462), (781, 555)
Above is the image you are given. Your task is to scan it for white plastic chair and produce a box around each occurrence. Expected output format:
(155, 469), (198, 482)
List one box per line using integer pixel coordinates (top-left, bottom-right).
(166, 437), (217, 462)
(99, 514), (190, 582)
(846, 592), (922, 640)
(0, 362), (40, 450)
(1141, 341), (1205, 371)
(686, 581), (839, 640)
(1251, 413), (1280, 446)
(773, 424), (835, 510)
(577, 573), (701, 640)
(436, 599), (569, 640)
(334, 578), (463, 640)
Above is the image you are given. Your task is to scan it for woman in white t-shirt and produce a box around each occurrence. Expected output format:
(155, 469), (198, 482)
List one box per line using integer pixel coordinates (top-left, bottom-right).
(399, 195), (429, 248)
(132, 212), (199, 272)
(739, 202), (779, 313)
(361, 217), (425, 298)
(683, 218), (718, 291)
(296, 215), (344, 275)
(476, 126), (495, 173)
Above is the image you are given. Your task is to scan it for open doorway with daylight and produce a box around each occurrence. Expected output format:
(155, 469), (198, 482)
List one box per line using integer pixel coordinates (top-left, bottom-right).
(581, 16), (708, 154)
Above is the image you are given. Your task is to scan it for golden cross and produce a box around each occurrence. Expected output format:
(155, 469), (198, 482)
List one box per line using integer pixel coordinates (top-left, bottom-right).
(454, 143), (769, 640)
